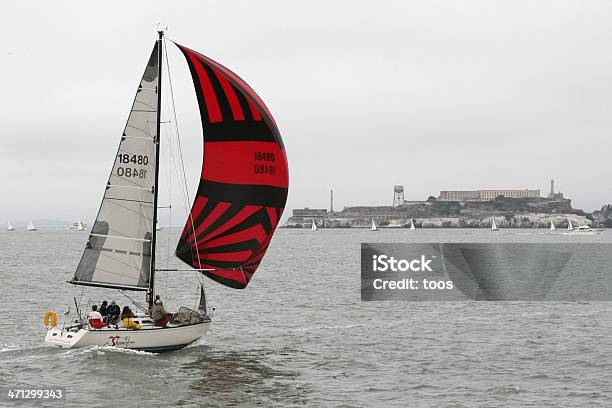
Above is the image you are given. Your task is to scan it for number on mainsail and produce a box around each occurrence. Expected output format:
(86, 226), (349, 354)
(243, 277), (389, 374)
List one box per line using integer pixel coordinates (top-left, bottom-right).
(70, 43), (160, 291)
(174, 44), (289, 289)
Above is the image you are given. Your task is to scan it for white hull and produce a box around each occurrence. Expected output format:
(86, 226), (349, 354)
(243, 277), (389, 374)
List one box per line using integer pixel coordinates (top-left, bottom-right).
(45, 318), (210, 352)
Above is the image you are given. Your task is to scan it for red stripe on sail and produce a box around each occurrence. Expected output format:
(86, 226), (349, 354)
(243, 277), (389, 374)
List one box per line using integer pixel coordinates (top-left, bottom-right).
(198, 205), (262, 243)
(187, 201), (232, 244)
(266, 207), (279, 229)
(186, 53), (222, 123)
(202, 141), (288, 188)
(198, 224), (268, 250)
(214, 69), (245, 121)
(178, 45), (275, 126)
(247, 98), (262, 121)
(199, 250), (253, 262)
(181, 196), (208, 239)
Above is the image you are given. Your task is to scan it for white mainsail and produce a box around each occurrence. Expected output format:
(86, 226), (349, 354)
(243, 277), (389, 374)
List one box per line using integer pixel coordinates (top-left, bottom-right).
(7, 221), (14, 231)
(410, 219), (416, 231)
(311, 219), (318, 231)
(156, 221), (162, 231)
(491, 218), (499, 231)
(371, 218), (377, 231)
(550, 220), (556, 231)
(27, 221), (36, 231)
(76, 221), (84, 231)
(71, 43), (160, 290)
(567, 218), (574, 231)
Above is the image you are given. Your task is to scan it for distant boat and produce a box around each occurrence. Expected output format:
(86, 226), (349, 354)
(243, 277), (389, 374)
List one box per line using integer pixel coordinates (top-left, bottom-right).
(371, 218), (378, 231)
(27, 221), (37, 231)
(156, 221), (162, 231)
(410, 219), (416, 231)
(549, 220), (556, 231)
(7, 221), (14, 231)
(567, 218), (574, 231)
(491, 218), (499, 231)
(311, 219), (318, 231)
(76, 221), (85, 231)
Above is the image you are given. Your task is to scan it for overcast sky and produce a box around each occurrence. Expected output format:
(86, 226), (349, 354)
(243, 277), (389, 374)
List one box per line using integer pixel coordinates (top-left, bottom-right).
(2, 1), (612, 225)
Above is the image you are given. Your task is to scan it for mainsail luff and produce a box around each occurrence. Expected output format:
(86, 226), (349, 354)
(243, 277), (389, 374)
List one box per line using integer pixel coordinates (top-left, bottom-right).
(71, 40), (161, 291)
(148, 31), (164, 309)
(174, 43), (289, 289)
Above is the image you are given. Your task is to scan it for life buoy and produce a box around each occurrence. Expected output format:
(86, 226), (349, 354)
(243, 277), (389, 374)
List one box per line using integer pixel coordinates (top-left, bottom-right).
(44, 311), (57, 327)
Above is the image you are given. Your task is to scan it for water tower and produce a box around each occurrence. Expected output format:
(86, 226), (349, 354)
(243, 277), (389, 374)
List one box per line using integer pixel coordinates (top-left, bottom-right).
(393, 185), (405, 207)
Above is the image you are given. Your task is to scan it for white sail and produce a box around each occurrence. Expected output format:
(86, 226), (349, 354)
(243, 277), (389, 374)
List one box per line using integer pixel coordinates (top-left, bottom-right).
(371, 218), (377, 231)
(72, 43), (160, 290)
(7, 221), (14, 231)
(567, 218), (574, 231)
(311, 219), (318, 231)
(27, 221), (36, 231)
(550, 220), (556, 231)
(156, 221), (162, 231)
(76, 221), (84, 231)
(410, 219), (416, 231)
(491, 218), (499, 231)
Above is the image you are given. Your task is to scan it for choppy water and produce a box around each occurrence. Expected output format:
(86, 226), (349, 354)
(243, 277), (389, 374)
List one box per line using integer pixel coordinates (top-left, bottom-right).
(1, 228), (611, 407)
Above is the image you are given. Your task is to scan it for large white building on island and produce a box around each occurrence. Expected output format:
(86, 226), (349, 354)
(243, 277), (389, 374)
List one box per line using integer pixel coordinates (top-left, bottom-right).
(438, 189), (540, 202)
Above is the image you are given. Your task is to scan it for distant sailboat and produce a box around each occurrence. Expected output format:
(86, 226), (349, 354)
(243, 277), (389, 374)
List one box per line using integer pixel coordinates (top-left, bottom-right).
(410, 219), (416, 231)
(7, 221), (14, 231)
(311, 219), (318, 231)
(567, 218), (574, 231)
(371, 218), (378, 231)
(156, 221), (162, 231)
(491, 218), (499, 231)
(76, 221), (85, 231)
(550, 220), (556, 231)
(27, 221), (37, 231)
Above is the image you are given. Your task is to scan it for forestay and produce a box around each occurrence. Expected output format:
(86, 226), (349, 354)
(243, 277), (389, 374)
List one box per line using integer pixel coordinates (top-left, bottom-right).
(71, 43), (160, 290)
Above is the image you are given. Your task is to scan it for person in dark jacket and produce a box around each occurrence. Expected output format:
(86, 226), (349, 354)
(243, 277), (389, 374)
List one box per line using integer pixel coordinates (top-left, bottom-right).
(99, 300), (109, 320)
(107, 301), (120, 325)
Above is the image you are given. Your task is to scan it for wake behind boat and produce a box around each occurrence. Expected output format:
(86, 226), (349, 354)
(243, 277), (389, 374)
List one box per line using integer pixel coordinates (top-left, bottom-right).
(45, 31), (288, 352)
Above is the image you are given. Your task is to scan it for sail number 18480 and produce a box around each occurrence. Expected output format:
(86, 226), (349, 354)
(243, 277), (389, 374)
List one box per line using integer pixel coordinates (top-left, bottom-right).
(116, 154), (149, 179)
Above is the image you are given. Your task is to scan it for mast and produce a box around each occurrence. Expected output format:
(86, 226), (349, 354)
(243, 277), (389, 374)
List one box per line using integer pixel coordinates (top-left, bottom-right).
(148, 30), (164, 310)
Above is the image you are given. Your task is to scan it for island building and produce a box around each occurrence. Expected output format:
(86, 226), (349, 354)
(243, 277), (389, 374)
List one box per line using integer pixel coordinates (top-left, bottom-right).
(393, 185), (405, 207)
(438, 189), (540, 202)
(291, 207), (328, 221)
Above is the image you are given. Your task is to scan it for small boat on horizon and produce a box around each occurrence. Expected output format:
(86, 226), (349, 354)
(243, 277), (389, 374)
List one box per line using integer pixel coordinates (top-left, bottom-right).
(567, 218), (574, 231)
(410, 219), (416, 231)
(371, 218), (378, 231)
(491, 218), (499, 231)
(311, 219), (318, 231)
(27, 221), (37, 231)
(550, 219), (556, 231)
(7, 221), (14, 231)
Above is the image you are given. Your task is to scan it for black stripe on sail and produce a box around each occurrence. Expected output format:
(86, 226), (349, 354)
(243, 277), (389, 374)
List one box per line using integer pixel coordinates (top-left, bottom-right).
(234, 86), (254, 121)
(198, 180), (288, 208)
(199, 239), (261, 254)
(208, 207), (273, 242)
(200, 61), (233, 122)
(202, 121), (277, 142)
(188, 202), (245, 248)
(180, 47), (210, 124)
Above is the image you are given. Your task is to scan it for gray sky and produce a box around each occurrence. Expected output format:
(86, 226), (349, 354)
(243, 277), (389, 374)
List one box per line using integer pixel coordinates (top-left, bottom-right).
(2, 1), (612, 225)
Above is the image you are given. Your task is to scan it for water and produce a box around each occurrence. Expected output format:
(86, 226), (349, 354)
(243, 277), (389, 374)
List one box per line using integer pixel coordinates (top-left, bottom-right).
(1, 228), (611, 407)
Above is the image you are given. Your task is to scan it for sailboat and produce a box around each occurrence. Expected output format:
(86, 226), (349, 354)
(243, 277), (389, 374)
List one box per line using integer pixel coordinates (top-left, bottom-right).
(156, 221), (162, 231)
(7, 221), (14, 231)
(45, 31), (288, 351)
(311, 219), (318, 231)
(371, 218), (378, 231)
(567, 218), (574, 231)
(549, 220), (556, 231)
(76, 221), (85, 231)
(491, 218), (499, 231)
(410, 219), (416, 231)
(27, 221), (37, 231)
